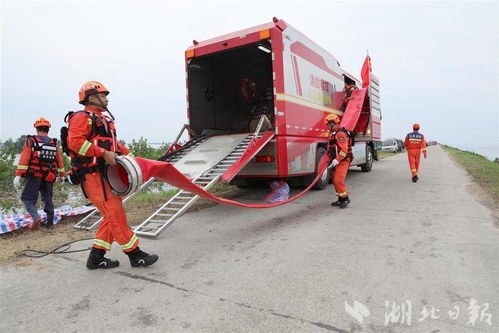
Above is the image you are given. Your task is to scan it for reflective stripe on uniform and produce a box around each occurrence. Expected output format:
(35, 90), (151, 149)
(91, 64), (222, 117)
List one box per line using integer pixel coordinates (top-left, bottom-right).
(127, 153), (134, 157)
(57, 168), (65, 172)
(339, 151), (347, 157)
(409, 138), (422, 141)
(78, 140), (92, 155)
(336, 191), (348, 197)
(421, 148), (427, 151)
(17, 165), (28, 170)
(411, 169), (417, 172)
(120, 234), (139, 251)
(93, 239), (112, 250)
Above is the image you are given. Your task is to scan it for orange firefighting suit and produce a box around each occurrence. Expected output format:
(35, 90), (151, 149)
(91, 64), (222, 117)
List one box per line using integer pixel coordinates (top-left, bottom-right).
(67, 106), (139, 253)
(16, 134), (65, 223)
(404, 131), (427, 177)
(329, 129), (353, 198)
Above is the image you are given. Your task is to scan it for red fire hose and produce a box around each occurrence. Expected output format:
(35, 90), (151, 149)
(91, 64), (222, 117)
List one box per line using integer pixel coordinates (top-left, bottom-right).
(107, 155), (331, 208)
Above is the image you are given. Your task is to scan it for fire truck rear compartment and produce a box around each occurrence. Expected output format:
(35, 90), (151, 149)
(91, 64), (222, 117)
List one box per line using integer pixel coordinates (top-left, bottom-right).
(187, 41), (274, 136)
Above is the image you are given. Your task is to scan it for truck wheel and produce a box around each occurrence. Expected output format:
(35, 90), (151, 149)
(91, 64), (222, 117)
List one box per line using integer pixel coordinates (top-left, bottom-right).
(360, 145), (373, 172)
(312, 147), (330, 190)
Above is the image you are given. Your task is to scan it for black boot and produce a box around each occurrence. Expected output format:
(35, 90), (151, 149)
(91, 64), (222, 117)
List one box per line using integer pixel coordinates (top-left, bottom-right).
(46, 211), (54, 228)
(42, 219), (53, 229)
(338, 196), (350, 209)
(331, 196), (342, 206)
(127, 247), (159, 268)
(412, 175), (418, 182)
(86, 247), (120, 270)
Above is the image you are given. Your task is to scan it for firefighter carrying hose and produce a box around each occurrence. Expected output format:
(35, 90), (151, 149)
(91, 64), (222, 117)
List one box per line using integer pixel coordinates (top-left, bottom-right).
(13, 118), (66, 229)
(404, 123), (427, 182)
(65, 81), (158, 270)
(326, 114), (353, 208)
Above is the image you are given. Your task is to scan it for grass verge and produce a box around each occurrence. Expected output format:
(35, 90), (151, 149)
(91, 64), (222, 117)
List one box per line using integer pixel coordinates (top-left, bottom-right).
(441, 145), (499, 207)
(377, 149), (405, 160)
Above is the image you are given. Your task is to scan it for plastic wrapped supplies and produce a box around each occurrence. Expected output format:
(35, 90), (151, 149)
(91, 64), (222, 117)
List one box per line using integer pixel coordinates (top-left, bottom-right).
(264, 180), (290, 203)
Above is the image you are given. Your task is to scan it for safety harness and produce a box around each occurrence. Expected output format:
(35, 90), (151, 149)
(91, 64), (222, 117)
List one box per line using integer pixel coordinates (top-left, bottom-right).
(61, 110), (118, 187)
(25, 135), (59, 181)
(328, 128), (355, 160)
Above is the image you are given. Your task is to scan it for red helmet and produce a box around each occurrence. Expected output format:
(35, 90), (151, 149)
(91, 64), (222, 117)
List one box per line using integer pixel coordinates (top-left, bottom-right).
(33, 117), (51, 128)
(413, 123), (420, 130)
(325, 114), (340, 124)
(79, 81), (109, 105)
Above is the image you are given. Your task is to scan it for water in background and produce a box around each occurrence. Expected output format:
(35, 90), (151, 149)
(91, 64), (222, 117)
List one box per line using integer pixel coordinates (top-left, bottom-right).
(452, 143), (499, 161)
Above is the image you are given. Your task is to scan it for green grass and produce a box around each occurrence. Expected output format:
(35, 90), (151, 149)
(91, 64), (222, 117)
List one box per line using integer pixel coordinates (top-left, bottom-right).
(442, 145), (499, 205)
(127, 188), (180, 205)
(377, 149), (405, 160)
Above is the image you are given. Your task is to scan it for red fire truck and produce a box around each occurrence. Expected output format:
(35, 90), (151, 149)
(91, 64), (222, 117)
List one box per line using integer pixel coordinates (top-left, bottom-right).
(76, 18), (383, 235)
(183, 18), (381, 190)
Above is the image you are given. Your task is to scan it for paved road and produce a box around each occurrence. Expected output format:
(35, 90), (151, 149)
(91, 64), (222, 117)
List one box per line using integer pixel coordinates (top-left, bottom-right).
(1, 146), (498, 332)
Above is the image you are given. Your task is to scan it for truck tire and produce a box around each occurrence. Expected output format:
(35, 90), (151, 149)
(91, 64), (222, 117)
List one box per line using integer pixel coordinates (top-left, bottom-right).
(311, 147), (330, 190)
(360, 145), (373, 172)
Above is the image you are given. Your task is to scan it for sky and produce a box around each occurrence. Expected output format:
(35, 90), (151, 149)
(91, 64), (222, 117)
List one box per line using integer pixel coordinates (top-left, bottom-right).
(1, 0), (498, 158)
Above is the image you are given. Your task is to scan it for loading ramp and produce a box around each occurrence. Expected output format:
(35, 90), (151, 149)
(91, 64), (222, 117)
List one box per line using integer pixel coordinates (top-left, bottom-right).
(74, 116), (274, 235)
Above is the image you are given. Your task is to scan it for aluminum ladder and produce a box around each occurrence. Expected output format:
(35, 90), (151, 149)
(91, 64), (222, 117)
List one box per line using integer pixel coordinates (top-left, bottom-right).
(134, 133), (264, 237)
(73, 134), (209, 230)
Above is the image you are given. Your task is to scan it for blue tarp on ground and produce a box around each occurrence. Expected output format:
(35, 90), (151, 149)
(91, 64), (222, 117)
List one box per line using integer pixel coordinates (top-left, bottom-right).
(0, 206), (94, 234)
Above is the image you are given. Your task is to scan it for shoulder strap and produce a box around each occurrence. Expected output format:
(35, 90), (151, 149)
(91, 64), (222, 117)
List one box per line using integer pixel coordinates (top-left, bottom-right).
(25, 135), (33, 149)
(26, 135), (40, 149)
(337, 128), (351, 137)
(65, 110), (92, 123)
(337, 128), (355, 146)
(66, 110), (97, 136)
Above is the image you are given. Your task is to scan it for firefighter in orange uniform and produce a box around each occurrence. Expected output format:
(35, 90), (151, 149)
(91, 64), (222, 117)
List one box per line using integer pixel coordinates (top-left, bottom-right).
(326, 114), (353, 208)
(14, 118), (66, 229)
(404, 123), (427, 182)
(66, 81), (158, 270)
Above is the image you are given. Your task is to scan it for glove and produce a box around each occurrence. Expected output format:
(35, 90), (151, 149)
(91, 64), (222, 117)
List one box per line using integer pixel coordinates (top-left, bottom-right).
(13, 176), (22, 190)
(329, 159), (339, 169)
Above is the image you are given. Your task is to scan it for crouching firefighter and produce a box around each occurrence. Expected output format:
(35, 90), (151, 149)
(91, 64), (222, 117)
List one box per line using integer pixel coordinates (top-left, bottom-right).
(325, 114), (354, 208)
(64, 81), (158, 270)
(14, 118), (66, 229)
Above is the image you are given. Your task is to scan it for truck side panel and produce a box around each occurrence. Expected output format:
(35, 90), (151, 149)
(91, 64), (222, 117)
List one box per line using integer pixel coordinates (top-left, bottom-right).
(279, 25), (346, 138)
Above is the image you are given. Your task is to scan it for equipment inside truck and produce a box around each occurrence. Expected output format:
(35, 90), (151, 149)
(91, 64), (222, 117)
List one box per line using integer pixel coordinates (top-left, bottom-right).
(187, 40), (274, 136)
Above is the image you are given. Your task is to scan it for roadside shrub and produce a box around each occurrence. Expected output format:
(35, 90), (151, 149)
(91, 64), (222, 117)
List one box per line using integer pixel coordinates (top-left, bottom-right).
(0, 139), (21, 188)
(128, 137), (169, 160)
